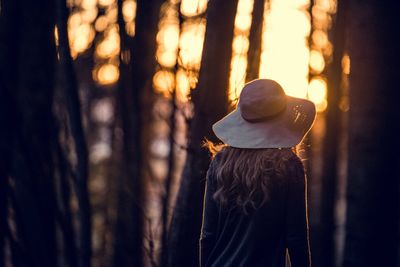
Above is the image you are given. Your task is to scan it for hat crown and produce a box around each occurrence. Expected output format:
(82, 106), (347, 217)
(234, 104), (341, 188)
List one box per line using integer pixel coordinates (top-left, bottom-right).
(239, 79), (287, 122)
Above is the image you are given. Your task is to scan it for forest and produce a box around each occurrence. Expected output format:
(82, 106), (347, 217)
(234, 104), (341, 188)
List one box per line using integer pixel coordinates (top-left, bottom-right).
(0, 0), (399, 266)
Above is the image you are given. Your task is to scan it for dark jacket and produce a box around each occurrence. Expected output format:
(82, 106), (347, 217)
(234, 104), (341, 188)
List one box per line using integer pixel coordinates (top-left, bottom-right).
(199, 153), (311, 267)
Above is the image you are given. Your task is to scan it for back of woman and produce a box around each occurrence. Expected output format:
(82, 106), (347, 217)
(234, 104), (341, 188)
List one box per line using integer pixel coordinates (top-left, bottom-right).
(199, 79), (315, 267)
(200, 147), (310, 267)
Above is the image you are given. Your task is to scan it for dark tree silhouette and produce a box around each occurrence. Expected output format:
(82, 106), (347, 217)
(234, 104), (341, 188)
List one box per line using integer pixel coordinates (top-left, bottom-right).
(113, 0), (164, 266)
(246, 0), (265, 82)
(0, 0), (59, 266)
(0, 2), (16, 266)
(343, 0), (400, 266)
(318, 1), (348, 266)
(55, 0), (92, 266)
(167, 0), (239, 266)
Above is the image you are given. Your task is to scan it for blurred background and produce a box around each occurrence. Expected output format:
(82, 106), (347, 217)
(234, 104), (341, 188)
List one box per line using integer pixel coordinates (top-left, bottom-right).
(0, 0), (399, 266)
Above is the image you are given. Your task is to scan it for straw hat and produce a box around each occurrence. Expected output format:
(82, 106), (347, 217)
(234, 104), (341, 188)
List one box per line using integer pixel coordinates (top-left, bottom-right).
(212, 79), (316, 148)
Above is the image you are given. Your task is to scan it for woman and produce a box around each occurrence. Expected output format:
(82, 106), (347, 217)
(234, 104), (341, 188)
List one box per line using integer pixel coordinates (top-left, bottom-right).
(200, 79), (316, 267)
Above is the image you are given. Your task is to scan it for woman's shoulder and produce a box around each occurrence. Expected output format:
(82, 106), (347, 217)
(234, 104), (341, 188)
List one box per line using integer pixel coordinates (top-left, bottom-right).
(283, 151), (305, 184)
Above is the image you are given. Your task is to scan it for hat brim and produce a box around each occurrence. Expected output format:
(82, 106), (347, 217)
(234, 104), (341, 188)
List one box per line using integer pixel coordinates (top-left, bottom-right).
(212, 96), (316, 148)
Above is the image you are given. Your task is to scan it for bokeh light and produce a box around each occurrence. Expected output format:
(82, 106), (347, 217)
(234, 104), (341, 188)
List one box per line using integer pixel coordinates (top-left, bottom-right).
(153, 70), (175, 96)
(95, 16), (109, 32)
(176, 69), (191, 102)
(229, 0), (253, 101)
(122, 0), (137, 21)
(309, 50), (325, 74)
(94, 63), (120, 85)
(180, 0), (207, 17)
(342, 53), (350, 75)
(308, 77), (328, 112)
(154, 0), (207, 101)
(96, 35), (120, 58)
(179, 20), (206, 70)
(98, 0), (115, 7)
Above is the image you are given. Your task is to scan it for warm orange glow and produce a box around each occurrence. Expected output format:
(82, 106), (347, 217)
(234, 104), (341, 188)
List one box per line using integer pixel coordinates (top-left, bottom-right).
(157, 24), (180, 51)
(180, 0), (207, 17)
(309, 50), (325, 74)
(228, 0), (253, 101)
(122, 0), (137, 22)
(68, 12), (82, 29)
(95, 31), (120, 58)
(54, 26), (59, 47)
(95, 63), (119, 85)
(68, 4), (98, 58)
(235, 13), (252, 32)
(342, 53), (350, 75)
(308, 77), (327, 112)
(312, 30), (329, 48)
(232, 35), (249, 54)
(153, 70), (175, 96)
(179, 21), (206, 70)
(229, 55), (248, 101)
(157, 49), (177, 68)
(81, 0), (97, 10)
(98, 0), (115, 7)
(96, 40), (119, 58)
(339, 96), (349, 112)
(95, 16), (109, 32)
(70, 23), (96, 57)
(106, 5), (118, 23)
(125, 21), (136, 36)
(316, 0), (337, 13)
(81, 8), (98, 23)
(176, 69), (191, 102)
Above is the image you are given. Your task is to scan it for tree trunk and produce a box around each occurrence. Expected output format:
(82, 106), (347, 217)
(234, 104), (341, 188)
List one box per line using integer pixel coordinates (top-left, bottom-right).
(318, 1), (347, 266)
(343, 0), (400, 266)
(0, 0), (59, 266)
(55, 0), (92, 266)
(0, 1), (17, 266)
(245, 0), (265, 82)
(167, 0), (238, 266)
(112, 0), (164, 266)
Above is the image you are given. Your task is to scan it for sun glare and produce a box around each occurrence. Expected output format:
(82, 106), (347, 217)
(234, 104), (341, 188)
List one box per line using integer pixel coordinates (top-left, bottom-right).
(259, 0), (311, 99)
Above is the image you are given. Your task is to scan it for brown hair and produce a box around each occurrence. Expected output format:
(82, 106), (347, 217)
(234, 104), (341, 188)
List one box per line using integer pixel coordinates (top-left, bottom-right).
(205, 141), (299, 214)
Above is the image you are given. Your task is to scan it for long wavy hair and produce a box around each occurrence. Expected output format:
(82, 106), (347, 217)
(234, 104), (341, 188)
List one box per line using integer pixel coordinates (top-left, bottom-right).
(206, 141), (300, 214)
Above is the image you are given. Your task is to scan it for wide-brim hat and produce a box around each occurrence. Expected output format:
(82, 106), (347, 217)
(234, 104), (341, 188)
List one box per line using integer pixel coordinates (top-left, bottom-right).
(212, 79), (316, 148)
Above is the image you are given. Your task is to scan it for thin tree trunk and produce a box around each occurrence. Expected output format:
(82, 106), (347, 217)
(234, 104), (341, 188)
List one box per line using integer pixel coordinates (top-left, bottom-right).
(160, 6), (183, 267)
(343, 0), (400, 266)
(55, 1), (92, 266)
(160, 76), (178, 267)
(55, 140), (79, 267)
(318, 1), (347, 267)
(167, 0), (238, 266)
(245, 0), (265, 82)
(113, 0), (164, 266)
